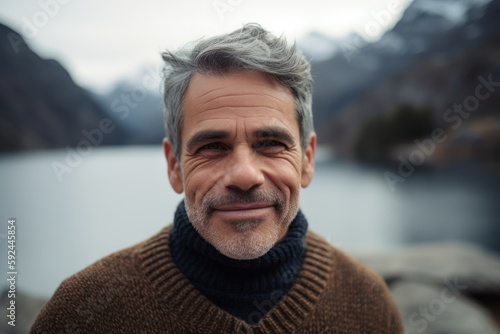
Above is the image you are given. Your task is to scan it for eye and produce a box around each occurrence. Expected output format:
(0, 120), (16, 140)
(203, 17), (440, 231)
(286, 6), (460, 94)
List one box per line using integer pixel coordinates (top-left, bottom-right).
(262, 140), (283, 147)
(200, 142), (224, 150)
(196, 142), (227, 156)
(255, 140), (286, 152)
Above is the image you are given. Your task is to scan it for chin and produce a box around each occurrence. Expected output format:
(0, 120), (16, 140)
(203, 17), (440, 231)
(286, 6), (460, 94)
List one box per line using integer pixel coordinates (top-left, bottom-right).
(207, 225), (281, 260)
(216, 237), (274, 260)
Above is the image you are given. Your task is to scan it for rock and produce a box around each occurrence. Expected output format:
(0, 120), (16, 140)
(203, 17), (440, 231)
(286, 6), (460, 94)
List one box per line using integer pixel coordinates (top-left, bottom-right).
(353, 242), (500, 294)
(352, 242), (500, 332)
(392, 281), (500, 334)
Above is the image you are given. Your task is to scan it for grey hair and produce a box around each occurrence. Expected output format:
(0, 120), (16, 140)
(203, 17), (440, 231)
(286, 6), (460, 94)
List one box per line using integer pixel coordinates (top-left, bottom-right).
(161, 23), (314, 160)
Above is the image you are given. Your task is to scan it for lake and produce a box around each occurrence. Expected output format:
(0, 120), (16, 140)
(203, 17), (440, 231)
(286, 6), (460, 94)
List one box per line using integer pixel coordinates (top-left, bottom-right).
(1, 146), (499, 298)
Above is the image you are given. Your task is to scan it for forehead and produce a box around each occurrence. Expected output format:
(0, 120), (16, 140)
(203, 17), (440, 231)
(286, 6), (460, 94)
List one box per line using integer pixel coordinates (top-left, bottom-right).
(182, 71), (297, 133)
(184, 71), (293, 103)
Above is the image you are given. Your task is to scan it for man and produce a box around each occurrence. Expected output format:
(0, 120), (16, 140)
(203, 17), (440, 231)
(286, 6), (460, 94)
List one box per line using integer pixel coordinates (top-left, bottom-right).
(32, 24), (403, 333)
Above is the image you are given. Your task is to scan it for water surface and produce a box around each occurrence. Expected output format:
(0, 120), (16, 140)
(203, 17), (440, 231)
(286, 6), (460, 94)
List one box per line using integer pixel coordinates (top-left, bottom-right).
(1, 147), (498, 298)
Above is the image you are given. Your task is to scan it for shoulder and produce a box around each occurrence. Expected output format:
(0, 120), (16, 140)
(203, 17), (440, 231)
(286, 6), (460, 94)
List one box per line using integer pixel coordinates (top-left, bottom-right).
(31, 226), (172, 333)
(54, 226), (168, 294)
(304, 230), (404, 332)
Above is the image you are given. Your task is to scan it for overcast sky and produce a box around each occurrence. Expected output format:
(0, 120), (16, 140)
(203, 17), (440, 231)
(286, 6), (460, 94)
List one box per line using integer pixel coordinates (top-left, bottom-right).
(1, 0), (412, 91)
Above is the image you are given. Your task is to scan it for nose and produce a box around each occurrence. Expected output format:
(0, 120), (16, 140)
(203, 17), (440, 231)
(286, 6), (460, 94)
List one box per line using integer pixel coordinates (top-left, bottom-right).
(224, 146), (265, 192)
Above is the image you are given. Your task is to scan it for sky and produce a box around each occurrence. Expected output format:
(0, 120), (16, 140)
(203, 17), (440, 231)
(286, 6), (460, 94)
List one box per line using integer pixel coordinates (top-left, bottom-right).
(0, 0), (412, 92)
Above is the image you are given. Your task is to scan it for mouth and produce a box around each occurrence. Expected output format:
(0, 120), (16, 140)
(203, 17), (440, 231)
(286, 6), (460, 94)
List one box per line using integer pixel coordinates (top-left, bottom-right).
(213, 203), (274, 220)
(216, 203), (273, 211)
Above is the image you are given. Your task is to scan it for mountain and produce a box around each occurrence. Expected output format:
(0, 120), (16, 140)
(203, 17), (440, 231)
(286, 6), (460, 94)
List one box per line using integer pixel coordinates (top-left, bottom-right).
(310, 0), (500, 162)
(0, 23), (129, 151)
(89, 66), (165, 145)
(3, 0), (497, 156)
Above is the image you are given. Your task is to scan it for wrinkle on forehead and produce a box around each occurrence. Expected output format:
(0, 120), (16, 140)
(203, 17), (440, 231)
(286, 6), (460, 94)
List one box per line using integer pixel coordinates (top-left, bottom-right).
(183, 72), (293, 113)
(194, 106), (289, 118)
(199, 93), (288, 111)
(195, 115), (291, 130)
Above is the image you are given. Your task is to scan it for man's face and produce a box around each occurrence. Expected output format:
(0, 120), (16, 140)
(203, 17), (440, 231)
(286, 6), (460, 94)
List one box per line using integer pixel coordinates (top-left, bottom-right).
(163, 71), (315, 260)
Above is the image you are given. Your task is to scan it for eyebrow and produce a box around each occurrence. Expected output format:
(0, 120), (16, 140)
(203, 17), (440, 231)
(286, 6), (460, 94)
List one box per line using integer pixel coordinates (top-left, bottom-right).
(186, 126), (296, 152)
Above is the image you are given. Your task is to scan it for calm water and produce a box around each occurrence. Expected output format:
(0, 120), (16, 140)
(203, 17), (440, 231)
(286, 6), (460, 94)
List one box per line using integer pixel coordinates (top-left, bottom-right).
(1, 147), (499, 298)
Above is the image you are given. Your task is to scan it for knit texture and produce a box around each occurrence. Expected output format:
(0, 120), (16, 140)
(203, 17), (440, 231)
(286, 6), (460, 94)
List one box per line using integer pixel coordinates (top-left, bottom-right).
(31, 224), (404, 333)
(169, 201), (307, 323)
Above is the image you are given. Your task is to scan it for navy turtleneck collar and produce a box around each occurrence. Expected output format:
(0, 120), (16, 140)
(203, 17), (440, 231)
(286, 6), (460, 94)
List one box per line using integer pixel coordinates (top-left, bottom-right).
(169, 200), (308, 323)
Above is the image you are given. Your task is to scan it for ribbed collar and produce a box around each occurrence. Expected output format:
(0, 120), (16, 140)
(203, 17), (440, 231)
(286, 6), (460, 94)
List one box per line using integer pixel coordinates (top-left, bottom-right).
(168, 201), (308, 320)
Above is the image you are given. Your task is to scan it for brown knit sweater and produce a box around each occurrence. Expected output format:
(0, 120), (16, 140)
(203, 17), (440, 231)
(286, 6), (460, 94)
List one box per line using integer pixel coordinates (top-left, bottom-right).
(31, 226), (403, 333)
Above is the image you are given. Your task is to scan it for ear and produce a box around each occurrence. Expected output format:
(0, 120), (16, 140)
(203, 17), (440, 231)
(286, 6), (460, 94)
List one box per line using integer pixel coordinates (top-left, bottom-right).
(301, 133), (316, 188)
(163, 138), (184, 194)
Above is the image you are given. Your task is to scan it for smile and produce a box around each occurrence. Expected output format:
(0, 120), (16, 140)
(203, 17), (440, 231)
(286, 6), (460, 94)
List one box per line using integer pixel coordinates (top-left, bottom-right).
(214, 203), (274, 220)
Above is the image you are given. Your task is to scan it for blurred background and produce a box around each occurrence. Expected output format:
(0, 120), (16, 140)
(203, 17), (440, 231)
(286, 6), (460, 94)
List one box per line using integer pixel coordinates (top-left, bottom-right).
(1, 0), (500, 333)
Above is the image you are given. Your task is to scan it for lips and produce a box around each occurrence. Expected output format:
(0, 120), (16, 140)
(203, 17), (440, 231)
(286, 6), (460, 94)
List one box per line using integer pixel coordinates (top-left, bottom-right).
(213, 203), (274, 220)
(216, 203), (273, 211)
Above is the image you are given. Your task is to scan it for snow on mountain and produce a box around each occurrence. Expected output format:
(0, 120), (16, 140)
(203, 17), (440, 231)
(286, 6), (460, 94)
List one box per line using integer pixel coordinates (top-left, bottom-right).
(403, 0), (490, 25)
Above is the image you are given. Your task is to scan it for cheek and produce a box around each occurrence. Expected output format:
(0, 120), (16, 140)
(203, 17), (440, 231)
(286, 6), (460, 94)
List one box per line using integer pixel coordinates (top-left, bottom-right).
(264, 158), (303, 194)
(183, 160), (224, 203)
